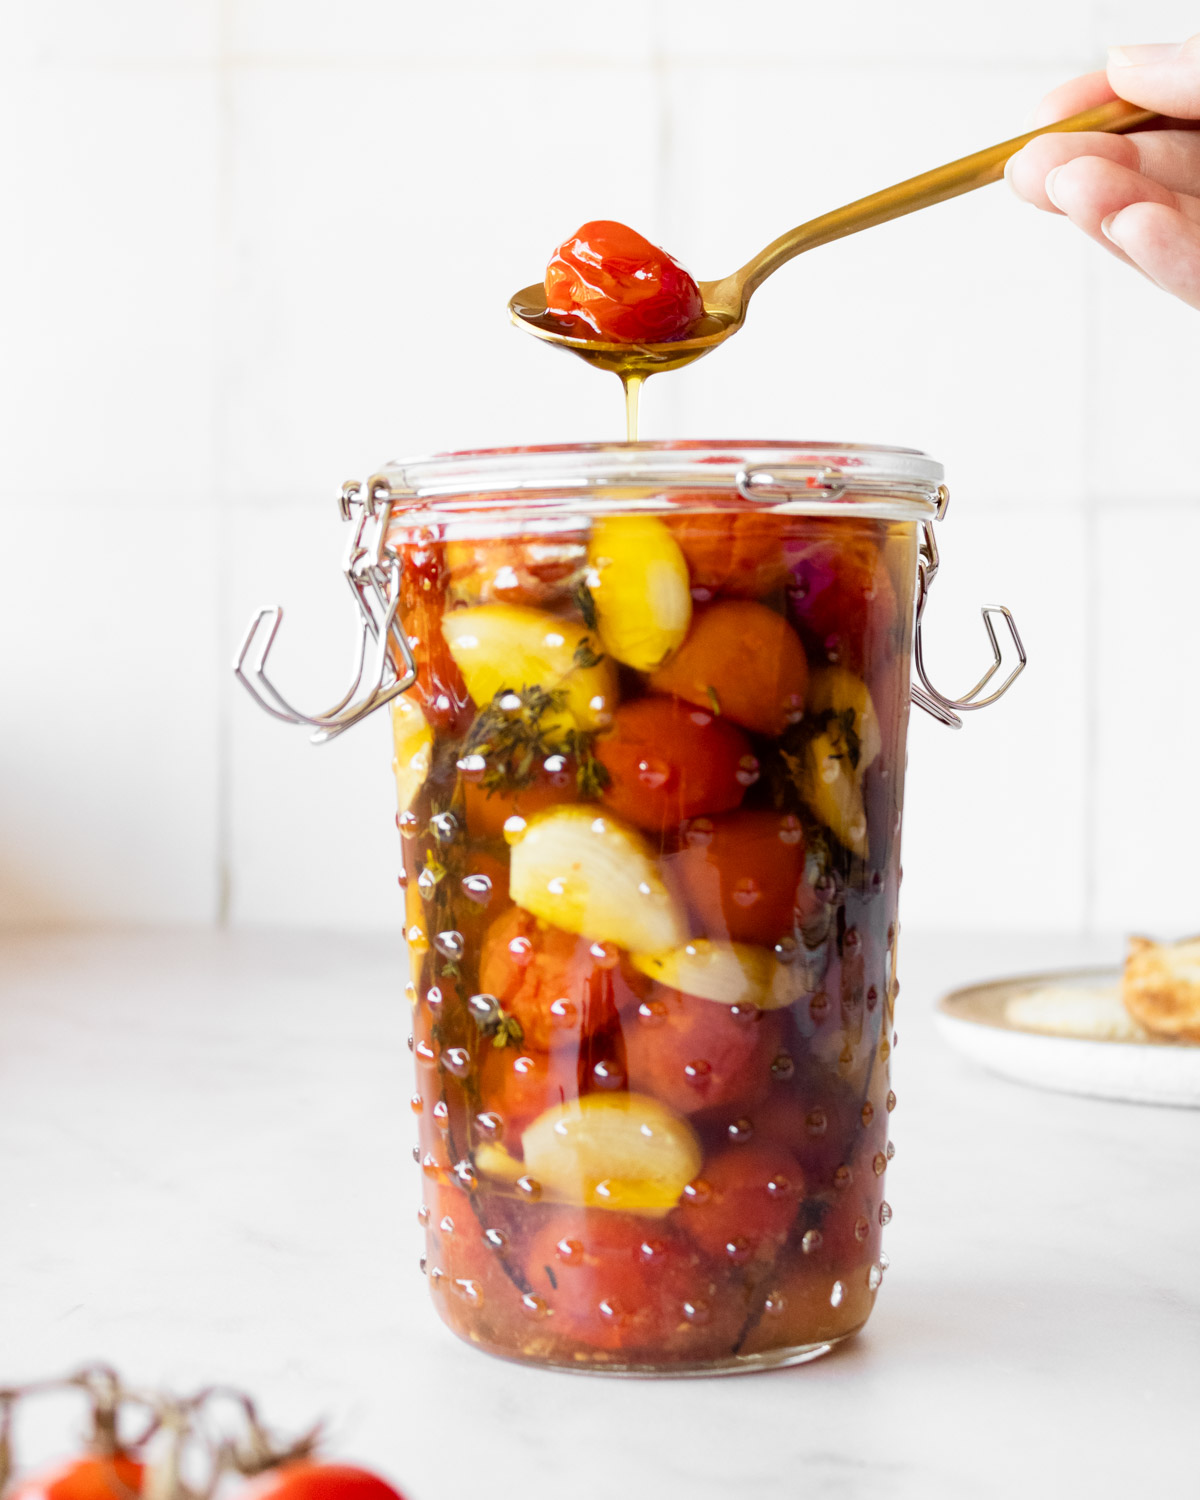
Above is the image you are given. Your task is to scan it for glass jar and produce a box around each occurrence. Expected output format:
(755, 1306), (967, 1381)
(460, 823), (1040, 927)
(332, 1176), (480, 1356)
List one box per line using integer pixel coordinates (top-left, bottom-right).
(236, 440), (1024, 1374)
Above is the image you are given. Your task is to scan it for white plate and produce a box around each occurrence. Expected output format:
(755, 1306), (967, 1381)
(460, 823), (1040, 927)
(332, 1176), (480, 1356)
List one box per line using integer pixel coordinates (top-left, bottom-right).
(935, 966), (1200, 1108)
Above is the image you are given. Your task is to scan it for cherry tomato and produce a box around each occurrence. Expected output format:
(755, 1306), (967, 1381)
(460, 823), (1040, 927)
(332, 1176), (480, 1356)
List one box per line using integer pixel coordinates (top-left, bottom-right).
(446, 531), (588, 609)
(544, 221), (703, 343)
(8, 1457), (144, 1500)
(785, 521), (899, 674)
(622, 985), (783, 1117)
(648, 601), (809, 738)
(462, 757), (580, 842)
(477, 1044), (578, 1148)
(478, 906), (645, 1054)
(421, 1178), (527, 1317)
(524, 1211), (724, 1352)
(669, 809), (807, 947)
(673, 1140), (804, 1265)
(594, 697), (754, 837)
(665, 509), (790, 600)
(394, 533), (472, 734)
(239, 1464), (407, 1500)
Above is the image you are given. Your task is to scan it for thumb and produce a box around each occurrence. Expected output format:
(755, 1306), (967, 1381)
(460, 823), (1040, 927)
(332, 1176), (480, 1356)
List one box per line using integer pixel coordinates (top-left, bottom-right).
(1107, 32), (1200, 118)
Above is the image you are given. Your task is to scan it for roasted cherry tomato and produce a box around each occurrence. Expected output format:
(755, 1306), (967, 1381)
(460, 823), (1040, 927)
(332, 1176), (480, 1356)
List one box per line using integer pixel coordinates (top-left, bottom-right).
(478, 906), (645, 1054)
(648, 601), (809, 738)
(544, 221), (703, 343)
(8, 1457), (145, 1500)
(422, 1178), (524, 1314)
(477, 1044), (580, 1149)
(445, 531), (588, 609)
(669, 809), (807, 947)
(239, 1464), (408, 1500)
(524, 1211), (721, 1352)
(394, 534), (472, 734)
(622, 985), (783, 1116)
(594, 697), (754, 837)
(665, 509), (790, 600)
(673, 1140), (804, 1265)
(785, 522), (899, 673)
(462, 756), (581, 842)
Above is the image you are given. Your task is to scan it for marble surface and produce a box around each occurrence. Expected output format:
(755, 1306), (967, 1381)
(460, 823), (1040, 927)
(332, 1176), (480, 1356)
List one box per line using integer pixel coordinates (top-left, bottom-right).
(1, 928), (1197, 1500)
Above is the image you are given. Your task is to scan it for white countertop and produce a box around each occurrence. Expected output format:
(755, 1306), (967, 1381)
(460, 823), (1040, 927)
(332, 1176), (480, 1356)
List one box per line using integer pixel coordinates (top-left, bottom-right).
(2, 929), (1196, 1500)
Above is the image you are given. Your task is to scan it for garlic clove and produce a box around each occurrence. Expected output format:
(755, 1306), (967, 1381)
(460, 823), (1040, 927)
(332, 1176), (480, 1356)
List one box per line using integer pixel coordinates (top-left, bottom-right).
(391, 697), (433, 813)
(587, 516), (692, 672)
(632, 939), (797, 1009)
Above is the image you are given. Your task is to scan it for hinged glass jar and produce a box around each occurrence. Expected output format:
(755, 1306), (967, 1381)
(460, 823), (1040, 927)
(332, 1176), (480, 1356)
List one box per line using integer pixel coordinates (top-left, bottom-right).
(236, 441), (1024, 1374)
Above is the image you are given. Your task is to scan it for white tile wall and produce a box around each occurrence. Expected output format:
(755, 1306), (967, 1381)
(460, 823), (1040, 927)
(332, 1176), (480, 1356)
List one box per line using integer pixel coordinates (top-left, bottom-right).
(3, 0), (1197, 937)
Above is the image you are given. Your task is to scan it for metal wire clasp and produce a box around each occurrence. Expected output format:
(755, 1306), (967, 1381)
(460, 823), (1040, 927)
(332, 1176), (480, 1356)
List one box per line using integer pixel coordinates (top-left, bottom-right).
(911, 511), (1026, 729)
(233, 475), (415, 743)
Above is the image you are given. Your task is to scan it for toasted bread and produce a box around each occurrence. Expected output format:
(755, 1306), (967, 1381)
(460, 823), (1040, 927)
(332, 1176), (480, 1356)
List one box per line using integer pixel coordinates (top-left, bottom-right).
(1121, 935), (1200, 1043)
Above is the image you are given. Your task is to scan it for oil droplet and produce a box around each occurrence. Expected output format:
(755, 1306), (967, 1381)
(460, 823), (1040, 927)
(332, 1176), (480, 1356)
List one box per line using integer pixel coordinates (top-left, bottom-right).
(452, 1278), (483, 1307)
(802, 1229), (823, 1255)
(683, 818), (715, 849)
(406, 925), (430, 955)
(454, 1159), (478, 1191)
(873, 1152), (887, 1177)
(439, 1214), (456, 1236)
(684, 1058), (713, 1086)
(683, 1298), (711, 1325)
(880, 1201), (893, 1225)
(844, 927), (861, 954)
(517, 1175), (542, 1200)
(854, 1216), (870, 1242)
(404, 980), (418, 1006)
(521, 1293), (549, 1320)
(475, 1110), (503, 1139)
(397, 871), (408, 891)
(592, 1059), (626, 1090)
(879, 1250), (890, 1270)
(866, 985), (879, 1011)
(432, 1100), (450, 1129)
(443, 1046), (472, 1078)
(638, 998), (668, 1027)
(770, 1051), (795, 1080)
(456, 753), (486, 779)
(428, 1266), (444, 1289)
(461, 872), (493, 904)
(543, 753), (571, 786)
(502, 815), (527, 845)
(412, 1146), (420, 1164)
(420, 1153), (440, 1178)
(407, 1034), (414, 1052)
(778, 814), (803, 846)
(415, 1039), (436, 1063)
(868, 1264), (883, 1291)
(550, 997), (579, 1026)
(731, 877), (762, 909)
(434, 930), (464, 960)
(426, 985), (444, 1011)
(886, 1140), (896, 1160)
(830, 1280), (845, 1308)
(879, 1037), (891, 1062)
(734, 755), (761, 787)
(886, 1089), (897, 1112)
(417, 867), (441, 899)
(590, 941), (620, 969)
(833, 1164), (853, 1190)
(598, 1297), (629, 1324)
(417, 1203), (430, 1226)
(861, 1101), (875, 1127)
(637, 757), (671, 789)
(727, 1118), (754, 1145)
(682, 1177), (712, 1205)
(766, 1173), (792, 1197)
(483, 1228), (507, 1252)
(893, 1029), (899, 1048)
(724, 1237), (752, 1265)
(810, 993), (830, 1022)
(508, 934), (534, 966)
(763, 1293), (787, 1318)
(397, 810), (420, 839)
(806, 1108), (828, 1138)
(419, 1256), (427, 1275)
(774, 935), (798, 965)
(431, 812), (458, 843)
(469, 991), (499, 1024)
(555, 1236), (584, 1265)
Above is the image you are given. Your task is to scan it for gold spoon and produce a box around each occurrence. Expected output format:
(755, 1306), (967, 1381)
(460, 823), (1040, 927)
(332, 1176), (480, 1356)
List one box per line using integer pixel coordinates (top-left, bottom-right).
(509, 97), (1159, 380)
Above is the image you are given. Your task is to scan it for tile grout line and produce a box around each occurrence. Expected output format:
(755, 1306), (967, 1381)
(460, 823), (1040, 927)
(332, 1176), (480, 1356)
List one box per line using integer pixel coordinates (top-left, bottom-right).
(214, 0), (237, 928)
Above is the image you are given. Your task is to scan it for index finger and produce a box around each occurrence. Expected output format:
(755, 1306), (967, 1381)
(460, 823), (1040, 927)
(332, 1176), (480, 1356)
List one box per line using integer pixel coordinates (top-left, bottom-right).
(1030, 69), (1118, 127)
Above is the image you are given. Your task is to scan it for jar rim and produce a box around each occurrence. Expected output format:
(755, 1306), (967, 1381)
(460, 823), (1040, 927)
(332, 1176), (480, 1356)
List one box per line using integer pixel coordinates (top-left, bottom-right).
(376, 440), (944, 524)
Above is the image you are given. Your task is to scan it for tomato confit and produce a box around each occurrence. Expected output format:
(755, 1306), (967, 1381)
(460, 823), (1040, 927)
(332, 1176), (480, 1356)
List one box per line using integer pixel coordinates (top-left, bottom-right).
(393, 490), (915, 1372)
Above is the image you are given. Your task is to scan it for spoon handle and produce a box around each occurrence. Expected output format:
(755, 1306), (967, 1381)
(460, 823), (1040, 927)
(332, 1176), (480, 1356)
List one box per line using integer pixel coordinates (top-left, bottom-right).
(740, 98), (1160, 295)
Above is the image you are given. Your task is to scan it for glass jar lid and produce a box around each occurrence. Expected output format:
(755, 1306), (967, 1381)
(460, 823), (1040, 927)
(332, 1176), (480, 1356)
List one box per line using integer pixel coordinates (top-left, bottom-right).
(374, 440), (945, 526)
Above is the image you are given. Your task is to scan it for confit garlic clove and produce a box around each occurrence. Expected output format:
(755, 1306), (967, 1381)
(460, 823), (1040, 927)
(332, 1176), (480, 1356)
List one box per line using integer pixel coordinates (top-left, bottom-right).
(509, 804), (687, 955)
(631, 939), (797, 1010)
(521, 1093), (701, 1216)
(805, 667), (883, 770)
(586, 516), (692, 672)
(797, 668), (881, 857)
(392, 697), (433, 813)
(440, 603), (618, 735)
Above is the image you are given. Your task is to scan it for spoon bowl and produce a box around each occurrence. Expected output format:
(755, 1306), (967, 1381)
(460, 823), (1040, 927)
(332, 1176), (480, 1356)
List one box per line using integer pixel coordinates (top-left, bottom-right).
(510, 98), (1158, 376)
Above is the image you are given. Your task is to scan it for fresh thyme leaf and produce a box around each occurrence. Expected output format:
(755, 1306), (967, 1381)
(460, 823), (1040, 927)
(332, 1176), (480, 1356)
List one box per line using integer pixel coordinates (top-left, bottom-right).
(706, 684), (722, 715)
(460, 684), (570, 793)
(576, 750), (611, 799)
(573, 639), (604, 670)
(573, 581), (598, 631)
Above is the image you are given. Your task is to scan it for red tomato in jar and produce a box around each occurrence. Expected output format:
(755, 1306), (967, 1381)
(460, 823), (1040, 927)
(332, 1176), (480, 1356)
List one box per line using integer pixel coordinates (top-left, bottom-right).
(446, 531), (588, 609)
(462, 756), (581, 842)
(476, 1044), (580, 1149)
(544, 221), (703, 344)
(524, 1212), (723, 1352)
(622, 986), (784, 1117)
(394, 534), (472, 734)
(421, 1178), (524, 1316)
(665, 509), (791, 601)
(648, 601), (809, 738)
(594, 697), (755, 837)
(8, 1457), (145, 1500)
(669, 809), (807, 947)
(238, 1464), (408, 1500)
(786, 522), (899, 674)
(673, 1140), (804, 1266)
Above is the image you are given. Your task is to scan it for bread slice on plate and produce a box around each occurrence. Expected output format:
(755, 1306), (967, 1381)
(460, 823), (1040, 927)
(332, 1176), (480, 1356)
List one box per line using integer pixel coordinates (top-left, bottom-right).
(1005, 983), (1148, 1041)
(1122, 935), (1200, 1043)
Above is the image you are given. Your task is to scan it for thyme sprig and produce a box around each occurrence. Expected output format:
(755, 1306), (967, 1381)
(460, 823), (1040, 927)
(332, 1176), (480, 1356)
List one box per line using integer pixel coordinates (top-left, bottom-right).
(459, 685), (610, 800)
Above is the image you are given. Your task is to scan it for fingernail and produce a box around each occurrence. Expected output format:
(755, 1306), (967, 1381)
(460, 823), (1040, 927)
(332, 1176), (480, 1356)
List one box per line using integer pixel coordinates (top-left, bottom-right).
(1044, 165), (1065, 210)
(1108, 41), (1181, 67)
(1101, 211), (1125, 249)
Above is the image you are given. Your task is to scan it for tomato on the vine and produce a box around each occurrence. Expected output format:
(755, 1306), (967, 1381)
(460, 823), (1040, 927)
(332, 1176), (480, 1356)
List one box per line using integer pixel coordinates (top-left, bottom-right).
(594, 697), (754, 837)
(8, 1457), (145, 1500)
(544, 222), (703, 344)
(240, 1464), (408, 1500)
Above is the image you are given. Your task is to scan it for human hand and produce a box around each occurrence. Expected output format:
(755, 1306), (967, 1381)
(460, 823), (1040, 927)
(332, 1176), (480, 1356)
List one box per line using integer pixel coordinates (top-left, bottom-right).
(1006, 36), (1200, 309)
